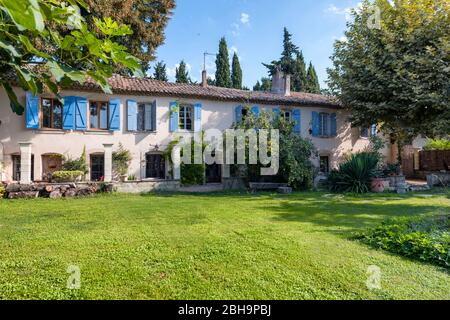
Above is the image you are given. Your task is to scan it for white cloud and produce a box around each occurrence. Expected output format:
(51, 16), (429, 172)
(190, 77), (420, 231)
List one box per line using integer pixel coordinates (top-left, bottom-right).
(240, 13), (250, 25)
(325, 3), (362, 21)
(229, 46), (238, 55)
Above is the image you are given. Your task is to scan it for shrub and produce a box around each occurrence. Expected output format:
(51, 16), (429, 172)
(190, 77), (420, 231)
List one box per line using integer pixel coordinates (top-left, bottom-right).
(127, 174), (137, 181)
(423, 139), (450, 151)
(63, 147), (88, 174)
(355, 214), (450, 268)
(113, 143), (132, 176)
(328, 152), (379, 193)
(52, 171), (84, 183)
(0, 185), (5, 199)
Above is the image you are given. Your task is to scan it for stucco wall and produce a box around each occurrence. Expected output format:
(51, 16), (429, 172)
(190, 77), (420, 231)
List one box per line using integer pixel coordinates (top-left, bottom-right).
(0, 87), (376, 182)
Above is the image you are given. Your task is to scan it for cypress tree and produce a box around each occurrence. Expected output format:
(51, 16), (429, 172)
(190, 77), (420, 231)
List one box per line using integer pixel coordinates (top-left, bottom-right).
(215, 37), (231, 88)
(153, 61), (168, 81)
(231, 53), (243, 89)
(292, 52), (307, 92)
(306, 62), (321, 94)
(175, 60), (189, 84)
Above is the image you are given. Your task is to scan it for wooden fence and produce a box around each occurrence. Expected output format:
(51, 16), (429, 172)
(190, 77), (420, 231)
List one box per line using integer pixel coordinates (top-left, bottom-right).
(419, 150), (450, 171)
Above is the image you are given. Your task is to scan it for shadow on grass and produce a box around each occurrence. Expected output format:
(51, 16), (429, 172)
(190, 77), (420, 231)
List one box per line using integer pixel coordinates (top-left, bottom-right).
(265, 196), (448, 234)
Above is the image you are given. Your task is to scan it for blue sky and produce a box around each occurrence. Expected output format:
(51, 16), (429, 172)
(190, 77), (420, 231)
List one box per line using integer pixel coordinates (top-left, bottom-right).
(154, 0), (361, 89)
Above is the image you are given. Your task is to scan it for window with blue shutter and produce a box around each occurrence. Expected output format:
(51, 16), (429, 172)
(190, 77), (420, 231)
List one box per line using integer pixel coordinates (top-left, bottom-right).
(251, 105), (260, 117)
(169, 101), (178, 132)
(75, 97), (87, 131)
(330, 113), (337, 137)
(127, 100), (138, 131)
(63, 96), (75, 130)
(371, 124), (377, 137)
(144, 103), (153, 131)
(151, 101), (157, 132)
(194, 103), (202, 132)
(293, 109), (301, 134)
(235, 105), (243, 123)
(312, 111), (320, 137)
(273, 107), (280, 120)
(25, 92), (40, 129)
(109, 99), (121, 131)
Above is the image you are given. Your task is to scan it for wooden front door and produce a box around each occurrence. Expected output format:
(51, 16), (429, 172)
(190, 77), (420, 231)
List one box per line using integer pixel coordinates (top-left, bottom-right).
(90, 154), (104, 181)
(146, 154), (165, 179)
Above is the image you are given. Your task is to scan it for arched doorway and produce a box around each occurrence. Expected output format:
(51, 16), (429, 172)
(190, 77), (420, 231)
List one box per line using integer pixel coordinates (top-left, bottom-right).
(41, 153), (63, 182)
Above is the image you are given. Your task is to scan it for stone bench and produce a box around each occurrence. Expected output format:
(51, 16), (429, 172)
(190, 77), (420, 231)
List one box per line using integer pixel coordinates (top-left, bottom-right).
(249, 182), (290, 193)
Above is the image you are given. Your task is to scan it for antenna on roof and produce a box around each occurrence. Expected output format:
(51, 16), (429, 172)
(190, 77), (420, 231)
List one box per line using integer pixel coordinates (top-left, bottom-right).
(202, 52), (216, 88)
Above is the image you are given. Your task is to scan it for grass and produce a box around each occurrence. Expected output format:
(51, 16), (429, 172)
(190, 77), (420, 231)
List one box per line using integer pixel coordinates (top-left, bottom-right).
(0, 191), (449, 300)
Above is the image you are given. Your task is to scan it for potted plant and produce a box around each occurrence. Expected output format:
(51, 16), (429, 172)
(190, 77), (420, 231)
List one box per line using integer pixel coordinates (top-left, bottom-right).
(371, 169), (385, 193)
(112, 143), (132, 182)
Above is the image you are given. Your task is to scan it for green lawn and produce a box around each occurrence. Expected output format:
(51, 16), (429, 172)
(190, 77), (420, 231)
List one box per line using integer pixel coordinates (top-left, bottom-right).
(0, 191), (449, 300)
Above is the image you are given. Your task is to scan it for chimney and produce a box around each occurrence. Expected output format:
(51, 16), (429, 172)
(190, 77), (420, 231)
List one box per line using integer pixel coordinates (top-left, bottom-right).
(271, 65), (291, 96)
(202, 70), (208, 87)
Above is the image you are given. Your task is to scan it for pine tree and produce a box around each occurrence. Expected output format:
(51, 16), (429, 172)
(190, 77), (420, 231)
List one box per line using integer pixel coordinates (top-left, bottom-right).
(263, 27), (298, 76)
(292, 52), (307, 92)
(153, 61), (168, 81)
(306, 62), (320, 94)
(253, 77), (272, 92)
(253, 80), (261, 91)
(175, 60), (189, 84)
(83, 0), (175, 72)
(215, 37), (231, 88)
(231, 53), (243, 89)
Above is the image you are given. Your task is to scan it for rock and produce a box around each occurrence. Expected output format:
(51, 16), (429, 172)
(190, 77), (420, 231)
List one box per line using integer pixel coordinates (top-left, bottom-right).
(103, 183), (114, 193)
(49, 190), (62, 199)
(45, 185), (54, 193)
(5, 183), (21, 193)
(19, 184), (33, 192)
(8, 191), (39, 199)
(64, 189), (77, 198)
(76, 188), (93, 197)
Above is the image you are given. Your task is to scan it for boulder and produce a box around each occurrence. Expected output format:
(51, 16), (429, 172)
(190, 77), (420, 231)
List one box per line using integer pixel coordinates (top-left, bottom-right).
(49, 190), (62, 199)
(8, 191), (39, 199)
(64, 189), (77, 198)
(5, 183), (21, 193)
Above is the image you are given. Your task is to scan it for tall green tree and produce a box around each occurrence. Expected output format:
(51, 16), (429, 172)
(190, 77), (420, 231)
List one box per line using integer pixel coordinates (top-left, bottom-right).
(292, 52), (308, 92)
(306, 63), (321, 94)
(153, 61), (168, 81)
(0, 0), (142, 115)
(263, 28), (299, 76)
(175, 60), (189, 84)
(231, 52), (243, 89)
(83, 0), (175, 72)
(327, 0), (450, 144)
(253, 77), (272, 92)
(215, 37), (231, 88)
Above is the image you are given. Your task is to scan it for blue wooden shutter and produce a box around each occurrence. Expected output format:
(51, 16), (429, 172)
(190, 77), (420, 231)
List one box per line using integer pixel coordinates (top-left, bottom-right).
(109, 98), (121, 131)
(74, 97), (87, 131)
(251, 105), (260, 117)
(169, 101), (178, 132)
(127, 100), (137, 131)
(194, 103), (202, 132)
(273, 107), (280, 120)
(371, 124), (377, 136)
(330, 113), (337, 137)
(235, 105), (243, 123)
(63, 96), (75, 130)
(293, 109), (301, 134)
(151, 101), (157, 131)
(145, 103), (152, 131)
(26, 92), (40, 129)
(312, 111), (320, 137)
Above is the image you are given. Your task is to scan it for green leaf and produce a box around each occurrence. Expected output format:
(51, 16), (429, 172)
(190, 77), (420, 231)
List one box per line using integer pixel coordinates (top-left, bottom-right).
(2, 82), (24, 115)
(0, 0), (44, 31)
(0, 40), (20, 57)
(46, 60), (66, 82)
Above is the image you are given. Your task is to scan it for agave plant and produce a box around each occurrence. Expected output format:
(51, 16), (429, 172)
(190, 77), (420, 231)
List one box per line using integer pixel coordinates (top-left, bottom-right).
(328, 152), (379, 194)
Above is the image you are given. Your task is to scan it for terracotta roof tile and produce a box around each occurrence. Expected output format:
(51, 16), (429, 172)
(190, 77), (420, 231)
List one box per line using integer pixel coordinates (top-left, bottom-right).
(71, 74), (341, 108)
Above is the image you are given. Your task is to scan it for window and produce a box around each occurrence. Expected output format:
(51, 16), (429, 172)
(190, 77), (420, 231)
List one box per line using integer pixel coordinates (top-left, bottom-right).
(12, 154), (34, 181)
(281, 110), (292, 121)
(137, 103), (155, 132)
(137, 104), (146, 131)
(319, 113), (330, 137)
(89, 101), (109, 130)
(360, 127), (369, 138)
(145, 154), (165, 179)
(41, 98), (63, 129)
(320, 156), (330, 173)
(179, 104), (193, 131)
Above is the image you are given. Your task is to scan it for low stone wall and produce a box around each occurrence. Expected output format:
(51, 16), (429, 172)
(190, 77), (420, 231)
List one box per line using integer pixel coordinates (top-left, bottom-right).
(4, 182), (113, 199)
(427, 173), (450, 187)
(113, 180), (181, 194)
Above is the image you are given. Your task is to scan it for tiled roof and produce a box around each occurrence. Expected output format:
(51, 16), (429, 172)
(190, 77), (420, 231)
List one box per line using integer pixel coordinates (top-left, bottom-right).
(70, 74), (341, 108)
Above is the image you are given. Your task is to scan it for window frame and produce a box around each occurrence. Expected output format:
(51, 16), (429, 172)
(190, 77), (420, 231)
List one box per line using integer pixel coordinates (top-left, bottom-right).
(360, 127), (370, 139)
(281, 109), (292, 122)
(89, 101), (110, 130)
(178, 104), (194, 131)
(319, 112), (330, 137)
(40, 97), (63, 130)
